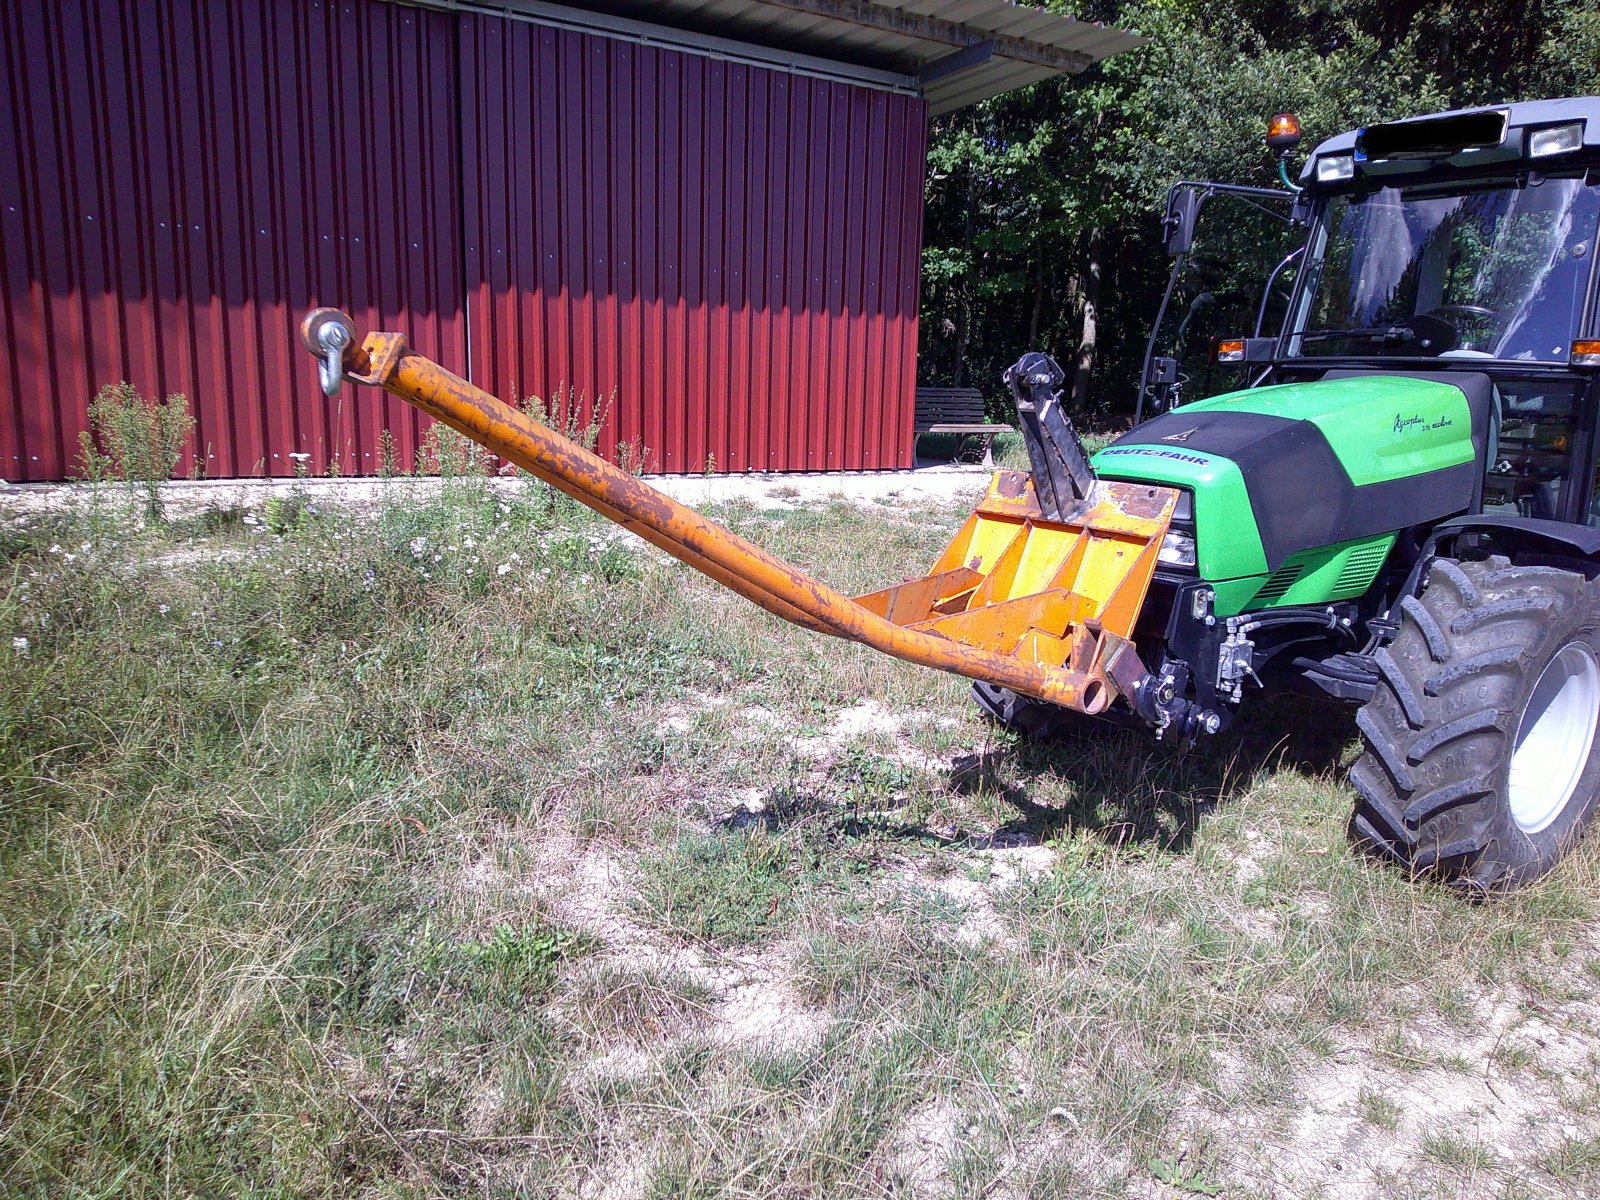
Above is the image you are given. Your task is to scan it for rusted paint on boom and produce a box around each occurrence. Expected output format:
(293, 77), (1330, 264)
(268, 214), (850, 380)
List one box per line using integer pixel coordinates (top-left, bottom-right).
(302, 310), (1179, 716)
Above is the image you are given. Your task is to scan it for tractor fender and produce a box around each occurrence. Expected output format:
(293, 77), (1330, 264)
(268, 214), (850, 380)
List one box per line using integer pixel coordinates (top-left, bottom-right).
(1420, 515), (1600, 580)
(1372, 515), (1600, 648)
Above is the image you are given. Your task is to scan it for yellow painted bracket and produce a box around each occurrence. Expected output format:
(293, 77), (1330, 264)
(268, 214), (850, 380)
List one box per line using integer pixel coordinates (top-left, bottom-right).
(854, 471), (1178, 703)
(300, 310), (1177, 716)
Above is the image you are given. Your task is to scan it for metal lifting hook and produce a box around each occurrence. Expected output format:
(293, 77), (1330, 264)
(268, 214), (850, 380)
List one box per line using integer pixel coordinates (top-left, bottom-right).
(303, 309), (355, 397)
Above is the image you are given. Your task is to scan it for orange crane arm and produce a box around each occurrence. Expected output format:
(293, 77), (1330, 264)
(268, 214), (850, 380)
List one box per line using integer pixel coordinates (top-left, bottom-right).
(301, 309), (1177, 716)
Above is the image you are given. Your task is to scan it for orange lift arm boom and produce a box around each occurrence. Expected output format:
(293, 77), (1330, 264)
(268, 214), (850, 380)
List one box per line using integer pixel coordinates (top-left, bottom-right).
(301, 309), (1178, 717)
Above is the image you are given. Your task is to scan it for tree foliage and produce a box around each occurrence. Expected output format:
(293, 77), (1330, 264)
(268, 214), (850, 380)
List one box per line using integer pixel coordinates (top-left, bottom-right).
(919, 0), (1600, 419)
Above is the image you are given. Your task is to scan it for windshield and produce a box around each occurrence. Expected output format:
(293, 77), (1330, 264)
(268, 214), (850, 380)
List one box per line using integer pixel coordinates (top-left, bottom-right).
(1289, 175), (1599, 361)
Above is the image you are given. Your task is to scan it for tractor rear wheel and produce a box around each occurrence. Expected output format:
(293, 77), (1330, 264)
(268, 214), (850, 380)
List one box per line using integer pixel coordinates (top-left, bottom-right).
(1351, 556), (1600, 894)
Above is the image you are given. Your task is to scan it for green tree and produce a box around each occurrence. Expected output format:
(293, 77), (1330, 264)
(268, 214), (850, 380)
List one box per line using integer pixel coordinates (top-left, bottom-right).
(919, 0), (1585, 420)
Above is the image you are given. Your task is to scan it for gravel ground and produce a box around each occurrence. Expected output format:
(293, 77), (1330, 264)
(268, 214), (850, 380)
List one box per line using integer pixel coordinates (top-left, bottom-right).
(0, 464), (992, 523)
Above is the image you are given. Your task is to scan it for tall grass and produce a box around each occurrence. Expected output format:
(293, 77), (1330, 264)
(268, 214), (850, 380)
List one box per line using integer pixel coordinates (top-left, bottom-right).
(0, 473), (702, 1193)
(75, 382), (195, 523)
(3, 474), (1598, 1196)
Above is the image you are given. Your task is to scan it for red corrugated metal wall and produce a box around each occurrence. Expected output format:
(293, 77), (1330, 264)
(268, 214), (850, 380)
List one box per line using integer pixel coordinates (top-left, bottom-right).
(0, 0), (465, 480)
(0, 0), (926, 481)
(459, 16), (927, 473)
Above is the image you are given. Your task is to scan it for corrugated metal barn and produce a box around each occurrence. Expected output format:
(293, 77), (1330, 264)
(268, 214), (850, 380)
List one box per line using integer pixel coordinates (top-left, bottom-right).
(1, 0), (1136, 481)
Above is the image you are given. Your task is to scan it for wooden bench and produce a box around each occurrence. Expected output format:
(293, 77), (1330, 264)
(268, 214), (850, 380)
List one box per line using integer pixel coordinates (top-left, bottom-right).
(913, 387), (1010, 467)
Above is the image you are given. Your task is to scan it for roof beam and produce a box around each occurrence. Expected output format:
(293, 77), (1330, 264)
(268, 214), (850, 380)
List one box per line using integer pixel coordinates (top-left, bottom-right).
(917, 37), (994, 86)
(748, 0), (1096, 72)
(433, 0), (919, 92)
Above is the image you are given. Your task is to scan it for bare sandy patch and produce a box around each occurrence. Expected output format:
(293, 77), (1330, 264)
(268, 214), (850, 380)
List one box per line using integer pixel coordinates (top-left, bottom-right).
(886, 1097), (962, 1198)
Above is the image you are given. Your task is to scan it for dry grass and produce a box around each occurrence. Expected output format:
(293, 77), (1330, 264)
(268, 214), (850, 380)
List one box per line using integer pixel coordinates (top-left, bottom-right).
(3, 466), (1600, 1198)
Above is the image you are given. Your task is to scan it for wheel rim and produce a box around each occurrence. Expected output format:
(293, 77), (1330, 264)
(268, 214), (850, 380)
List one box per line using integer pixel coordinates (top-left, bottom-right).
(1509, 642), (1600, 835)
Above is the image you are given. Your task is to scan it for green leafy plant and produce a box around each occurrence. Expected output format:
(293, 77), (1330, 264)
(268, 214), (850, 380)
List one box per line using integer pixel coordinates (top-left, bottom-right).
(76, 381), (194, 523)
(520, 386), (609, 453)
(1148, 1156), (1221, 1195)
(262, 493), (305, 535)
(419, 421), (496, 479)
(635, 828), (817, 946)
(459, 921), (597, 999)
(377, 428), (399, 477)
(614, 436), (653, 476)
(1358, 1086), (1402, 1131)
(827, 748), (914, 807)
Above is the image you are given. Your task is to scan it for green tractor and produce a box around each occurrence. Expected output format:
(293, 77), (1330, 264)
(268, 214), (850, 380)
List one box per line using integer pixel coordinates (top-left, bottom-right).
(977, 97), (1600, 894)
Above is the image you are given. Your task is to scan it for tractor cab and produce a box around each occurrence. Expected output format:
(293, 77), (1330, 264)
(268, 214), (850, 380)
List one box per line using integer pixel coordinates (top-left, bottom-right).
(1139, 99), (1600, 526)
(1285, 100), (1600, 526)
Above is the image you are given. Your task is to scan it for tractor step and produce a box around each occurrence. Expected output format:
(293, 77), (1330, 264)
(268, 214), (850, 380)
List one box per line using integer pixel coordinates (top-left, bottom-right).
(1292, 651), (1378, 703)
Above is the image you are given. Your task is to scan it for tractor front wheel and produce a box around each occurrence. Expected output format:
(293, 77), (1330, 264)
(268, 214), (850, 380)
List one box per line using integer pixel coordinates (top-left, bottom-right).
(971, 681), (1094, 740)
(1351, 556), (1600, 894)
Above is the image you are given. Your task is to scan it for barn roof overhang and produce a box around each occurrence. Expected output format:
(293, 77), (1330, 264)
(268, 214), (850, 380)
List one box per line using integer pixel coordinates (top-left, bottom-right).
(422, 0), (1143, 113)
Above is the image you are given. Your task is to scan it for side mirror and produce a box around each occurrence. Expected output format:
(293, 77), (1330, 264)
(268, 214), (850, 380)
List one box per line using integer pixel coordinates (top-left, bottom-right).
(1137, 356), (1180, 421)
(1144, 356), (1178, 387)
(1163, 188), (1202, 256)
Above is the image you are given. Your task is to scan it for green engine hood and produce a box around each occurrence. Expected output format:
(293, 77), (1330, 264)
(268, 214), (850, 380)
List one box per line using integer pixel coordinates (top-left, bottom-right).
(1092, 372), (1490, 593)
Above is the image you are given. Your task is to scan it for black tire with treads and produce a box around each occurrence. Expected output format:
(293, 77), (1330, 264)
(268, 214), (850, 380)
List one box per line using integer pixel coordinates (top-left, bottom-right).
(1350, 556), (1600, 894)
(971, 681), (1095, 739)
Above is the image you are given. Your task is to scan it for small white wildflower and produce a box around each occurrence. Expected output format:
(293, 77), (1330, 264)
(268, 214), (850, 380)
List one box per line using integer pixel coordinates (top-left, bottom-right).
(409, 537), (427, 557)
(497, 562), (512, 576)
(11, 636), (28, 656)
(63, 553), (77, 564)
(48, 544), (61, 555)
(158, 604), (170, 615)
(288, 451), (311, 462)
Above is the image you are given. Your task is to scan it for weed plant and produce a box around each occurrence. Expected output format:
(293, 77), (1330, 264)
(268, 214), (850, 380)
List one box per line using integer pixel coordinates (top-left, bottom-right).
(75, 382), (195, 524)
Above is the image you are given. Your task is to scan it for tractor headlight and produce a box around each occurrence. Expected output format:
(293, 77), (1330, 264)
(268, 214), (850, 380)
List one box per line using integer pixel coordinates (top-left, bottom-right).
(1315, 154), (1355, 183)
(1159, 530), (1197, 567)
(1529, 120), (1585, 158)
